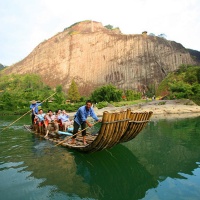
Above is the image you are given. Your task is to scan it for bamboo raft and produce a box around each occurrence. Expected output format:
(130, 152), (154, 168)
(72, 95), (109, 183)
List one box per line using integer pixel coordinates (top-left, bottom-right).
(24, 109), (153, 153)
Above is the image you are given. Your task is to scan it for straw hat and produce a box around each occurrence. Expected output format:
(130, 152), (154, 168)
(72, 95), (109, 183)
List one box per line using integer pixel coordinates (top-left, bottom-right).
(31, 100), (37, 104)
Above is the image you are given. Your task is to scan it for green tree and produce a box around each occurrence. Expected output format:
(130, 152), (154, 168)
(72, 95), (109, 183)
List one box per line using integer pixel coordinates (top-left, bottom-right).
(68, 79), (80, 102)
(56, 85), (62, 93)
(0, 73), (57, 112)
(91, 84), (122, 103)
(184, 67), (198, 84)
(1, 91), (14, 109)
(191, 83), (200, 104)
(197, 68), (200, 83)
(169, 81), (193, 99)
(156, 65), (200, 103)
(104, 24), (113, 30)
(54, 85), (65, 104)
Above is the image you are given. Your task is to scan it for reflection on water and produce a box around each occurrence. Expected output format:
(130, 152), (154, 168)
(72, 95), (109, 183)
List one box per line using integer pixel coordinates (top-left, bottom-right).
(0, 116), (200, 200)
(74, 146), (158, 199)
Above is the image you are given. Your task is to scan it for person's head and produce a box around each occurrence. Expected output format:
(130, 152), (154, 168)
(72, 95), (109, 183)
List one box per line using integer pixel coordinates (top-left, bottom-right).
(38, 109), (43, 114)
(85, 100), (92, 110)
(55, 109), (61, 115)
(48, 110), (53, 116)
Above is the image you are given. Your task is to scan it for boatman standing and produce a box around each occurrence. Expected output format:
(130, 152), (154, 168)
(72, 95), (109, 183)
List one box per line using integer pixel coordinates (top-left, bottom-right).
(71, 100), (101, 145)
(30, 100), (41, 127)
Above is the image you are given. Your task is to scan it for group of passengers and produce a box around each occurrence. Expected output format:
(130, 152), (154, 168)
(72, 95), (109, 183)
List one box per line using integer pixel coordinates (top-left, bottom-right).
(30, 101), (73, 138)
(30, 100), (101, 145)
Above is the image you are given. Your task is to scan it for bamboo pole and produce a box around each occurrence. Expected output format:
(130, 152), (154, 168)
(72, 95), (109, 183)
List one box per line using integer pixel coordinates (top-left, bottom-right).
(107, 112), (121, 148)
(129, 112), (145, 140)
(120, 112), (139, 142)
(89, 111), (109, 152)
(112, 109), (130, 145)
(55, 121), (100, 146)
(95, 112), (113, 150)
(121, 111), (153, 142)
(116, 109), (131, 143)
(99, 112), (116, 149)
(131, 111), (153, 139)
(1, 92), (56, 132)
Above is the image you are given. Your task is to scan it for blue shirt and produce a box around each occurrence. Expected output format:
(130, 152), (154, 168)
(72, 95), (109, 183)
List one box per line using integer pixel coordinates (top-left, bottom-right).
(37, 113), (45, 121)
(58, 114), (69, 122)
(30, 103), (41, 114)
(74, 105), (98, 125)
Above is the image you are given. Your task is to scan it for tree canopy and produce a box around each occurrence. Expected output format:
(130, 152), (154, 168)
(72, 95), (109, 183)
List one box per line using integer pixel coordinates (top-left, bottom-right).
(0, 74), (65, 113)
(104, 24), (113, 30)
(90, 84), (123, 103)
(156, 65), (200, 104)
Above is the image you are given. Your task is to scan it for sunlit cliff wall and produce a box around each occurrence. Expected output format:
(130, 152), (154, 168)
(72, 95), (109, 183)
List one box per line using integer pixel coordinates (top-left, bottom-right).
(4, 21), (196, 95)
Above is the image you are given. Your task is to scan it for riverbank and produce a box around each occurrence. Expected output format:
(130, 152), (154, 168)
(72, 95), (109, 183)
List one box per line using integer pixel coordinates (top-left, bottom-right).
(1, 99), (199, 120)
(91, 99), (200, 120)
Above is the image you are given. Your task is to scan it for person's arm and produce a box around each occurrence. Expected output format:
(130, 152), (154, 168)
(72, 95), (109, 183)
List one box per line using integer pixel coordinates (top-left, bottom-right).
(44, 114), (49, 122)
(32, 107), (36, 115)
(65, 115), (70, 121)
(85, 120), (93, 127)
(85, 109), (101, 127)
(90, 108), (100, 121)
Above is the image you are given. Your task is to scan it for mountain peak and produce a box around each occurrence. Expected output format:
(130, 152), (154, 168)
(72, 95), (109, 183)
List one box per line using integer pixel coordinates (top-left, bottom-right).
(64, 20), (121, 34)
(3, 21), (196, 96)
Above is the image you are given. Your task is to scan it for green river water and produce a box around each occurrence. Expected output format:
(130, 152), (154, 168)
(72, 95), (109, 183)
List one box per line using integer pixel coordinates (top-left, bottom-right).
(0, 115), (200, 200)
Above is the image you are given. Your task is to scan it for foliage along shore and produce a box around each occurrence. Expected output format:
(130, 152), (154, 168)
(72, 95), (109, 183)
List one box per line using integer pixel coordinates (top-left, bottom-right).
(0, 65), (200, 116)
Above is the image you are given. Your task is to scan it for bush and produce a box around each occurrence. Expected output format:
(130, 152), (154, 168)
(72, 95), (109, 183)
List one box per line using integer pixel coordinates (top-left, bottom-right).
(91, 84), (122, 103)
(125, 90), (141, 100)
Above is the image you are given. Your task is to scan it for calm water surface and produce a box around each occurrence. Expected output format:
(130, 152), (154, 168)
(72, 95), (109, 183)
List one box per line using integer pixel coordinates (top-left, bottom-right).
(0, 115), (200, 200)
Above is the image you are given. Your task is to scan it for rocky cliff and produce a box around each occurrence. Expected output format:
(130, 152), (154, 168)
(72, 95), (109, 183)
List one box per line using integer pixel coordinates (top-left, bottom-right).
(3, 20), (197, 95)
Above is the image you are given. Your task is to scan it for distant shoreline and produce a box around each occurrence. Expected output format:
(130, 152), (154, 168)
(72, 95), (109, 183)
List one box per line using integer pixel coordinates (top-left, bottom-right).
(92, 99), (200, 120)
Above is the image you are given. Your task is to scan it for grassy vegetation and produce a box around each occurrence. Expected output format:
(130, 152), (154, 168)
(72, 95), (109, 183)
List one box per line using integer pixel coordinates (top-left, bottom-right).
(112, 99), (149, 107)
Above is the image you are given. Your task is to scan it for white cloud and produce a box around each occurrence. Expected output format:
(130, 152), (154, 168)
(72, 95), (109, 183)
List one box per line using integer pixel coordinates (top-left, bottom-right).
(0, 0), (200, 65)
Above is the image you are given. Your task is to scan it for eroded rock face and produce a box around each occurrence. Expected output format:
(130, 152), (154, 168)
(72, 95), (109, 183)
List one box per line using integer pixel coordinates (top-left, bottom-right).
(4, 21), (196, 95)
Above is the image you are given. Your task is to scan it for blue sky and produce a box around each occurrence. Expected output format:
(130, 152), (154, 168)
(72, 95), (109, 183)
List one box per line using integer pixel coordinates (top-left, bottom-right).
(0, 0), (200, 66)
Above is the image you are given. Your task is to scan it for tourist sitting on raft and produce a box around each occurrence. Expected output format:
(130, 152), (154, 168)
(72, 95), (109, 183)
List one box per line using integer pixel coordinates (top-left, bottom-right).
(71, 100), (101, 145)
(34, 109), (46, 133)
(57, 110), (73, 132)
(44, 110), (59, 138)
